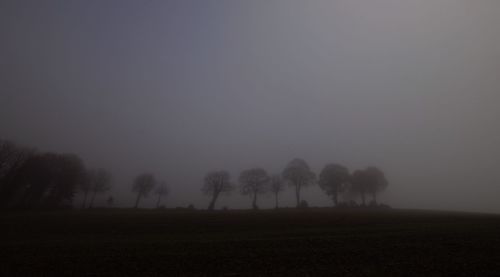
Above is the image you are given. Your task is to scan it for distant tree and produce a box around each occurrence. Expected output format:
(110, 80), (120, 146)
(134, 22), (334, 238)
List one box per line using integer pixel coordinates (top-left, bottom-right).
(202, 170), (233, 211)
(319, 164), (351, 206)
(364, 167), (388, 204)
(106, 196), (114, 207)
(270, 175), (285, 209)
(239, 168), (269, 210)
(79, 172), (92, 209)
(46, 153), (86, 208)
(15, 153), (86, 208)
(351, 169), (369, 206)
(88, 169), (112, 208)
(0, 140), (35, 207)
(282, 158), (316, 208)
(154, 181), (170, 208)
(132, 173), (156, 208)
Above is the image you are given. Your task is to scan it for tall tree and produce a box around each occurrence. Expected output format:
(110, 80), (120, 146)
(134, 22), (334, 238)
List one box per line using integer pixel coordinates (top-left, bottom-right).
(132, 173), (156, 208)
(282, 158), (316, 208)
(319, 164), (350, 206)
(364, 166), (388, 204)
(270, 175), (285, 209)
(88, 169), (112, 208)
(154, 181), (169, 208)
(202, 171), (233, 211)
(239, 168), (269, 210)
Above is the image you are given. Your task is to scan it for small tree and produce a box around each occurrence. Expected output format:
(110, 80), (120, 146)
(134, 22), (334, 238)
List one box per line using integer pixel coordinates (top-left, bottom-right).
(154, 181), (170, 208)
(239, 168), (269, 210)
(270, 175), (285, 209)
(364, 167), (388, 204)
(88, 168), (112, 208)
(132, 173), (156, 208)
(282, 158), (316, 208)
(319, 164), (350, 206)
(202, 170), (233, 211)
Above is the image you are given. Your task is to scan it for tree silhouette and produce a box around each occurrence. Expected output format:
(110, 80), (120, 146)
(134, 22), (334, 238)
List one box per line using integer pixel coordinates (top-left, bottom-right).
(0, 140), (35, 208)
(364, 166), (388, 204)
(239, 168), (269, 210)
(351, 169), (369, 206)
(132, 173), (156, 208)
(270, 175), (285, 209)
(282, 158), (316, 208)
(202, 170), (233, 211)
(319, 164), (350, 206)
(88, 168), (112, 208)
(154, 181), (169, 208)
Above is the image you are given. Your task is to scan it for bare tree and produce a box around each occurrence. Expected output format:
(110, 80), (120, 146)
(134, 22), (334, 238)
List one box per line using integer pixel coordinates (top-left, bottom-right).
(239, 168), (269, 210)
(202, 170), (233, 211)
(364, 166), (388, 204)
(319, 163), (350, 206)
(154, 181), (170, 208)
(282, 158), (316, 208)
(132, 173), (156, 208)
(270, 175), (284, 209)
(88, 169), (112, 208)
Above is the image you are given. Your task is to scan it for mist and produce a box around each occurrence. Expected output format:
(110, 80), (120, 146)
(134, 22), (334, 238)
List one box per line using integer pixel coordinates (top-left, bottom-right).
(1, 0), (499, 212)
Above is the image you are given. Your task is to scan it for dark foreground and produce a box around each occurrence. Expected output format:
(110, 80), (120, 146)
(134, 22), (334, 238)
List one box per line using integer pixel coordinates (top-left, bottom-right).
(1, 208), (500, 276)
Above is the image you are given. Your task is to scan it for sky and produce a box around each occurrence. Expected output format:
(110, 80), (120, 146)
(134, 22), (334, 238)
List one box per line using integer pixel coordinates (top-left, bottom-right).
(1, 0), (500, 212)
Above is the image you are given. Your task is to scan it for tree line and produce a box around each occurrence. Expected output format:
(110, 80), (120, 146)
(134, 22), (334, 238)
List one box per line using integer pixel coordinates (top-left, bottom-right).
(201, 158), (388, 210)
(1, 139), (388, 210)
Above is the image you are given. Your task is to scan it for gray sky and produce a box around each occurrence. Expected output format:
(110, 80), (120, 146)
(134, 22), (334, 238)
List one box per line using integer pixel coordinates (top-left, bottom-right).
(1, 0), (500, 212)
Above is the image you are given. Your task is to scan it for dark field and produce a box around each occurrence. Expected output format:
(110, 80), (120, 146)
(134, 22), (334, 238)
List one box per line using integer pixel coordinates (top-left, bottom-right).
(1, 209), (500, 276)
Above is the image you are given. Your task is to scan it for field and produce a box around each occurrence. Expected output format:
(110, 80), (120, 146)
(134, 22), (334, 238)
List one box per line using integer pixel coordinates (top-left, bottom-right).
(1, 208), (500, 276)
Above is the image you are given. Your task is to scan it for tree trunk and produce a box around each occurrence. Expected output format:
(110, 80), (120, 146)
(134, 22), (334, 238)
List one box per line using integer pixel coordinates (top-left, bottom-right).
(134, 193), (142, 209)
(295, 184), (301, 208)
(372, 192), (377, 205)
(89, 190), (97, 208)
(156, 194), (162, 208)
(252, 192), (258, 210)
(81, 190), (88, 209)
(361, 191), (366, 206)
(208, 191), (219, 211)
(333, 190), (338, 207)
(275, 192), (279, 209)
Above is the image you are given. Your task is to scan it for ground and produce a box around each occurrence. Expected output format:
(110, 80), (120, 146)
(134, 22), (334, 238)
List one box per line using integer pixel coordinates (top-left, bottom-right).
(1, 208), (499, 276)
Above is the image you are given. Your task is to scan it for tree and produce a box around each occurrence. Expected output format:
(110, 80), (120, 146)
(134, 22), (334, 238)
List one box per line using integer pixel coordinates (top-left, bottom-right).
(364, 166), (388, 204)
(282, 158), (316, 208)
(154, 181), (169, 208)
(0, 140), (35, 208)
(106, 196), (114, 207)
(351, 169), (369, 206)
(88, 169), (112, 208)
(239, 168), (269, 210)
(202, 170), (233, 211)
(270, 175), (285, 209)
(132, 173), (156, 208)
(79, 172), (92, 209)
(319, 164), (350, 206)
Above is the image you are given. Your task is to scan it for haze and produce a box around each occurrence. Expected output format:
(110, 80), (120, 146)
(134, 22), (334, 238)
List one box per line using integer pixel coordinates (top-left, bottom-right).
(1, 0), (499, 212)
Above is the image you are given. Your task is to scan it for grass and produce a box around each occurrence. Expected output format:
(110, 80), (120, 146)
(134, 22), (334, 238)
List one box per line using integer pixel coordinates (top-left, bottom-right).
(1, 208), (500, 276)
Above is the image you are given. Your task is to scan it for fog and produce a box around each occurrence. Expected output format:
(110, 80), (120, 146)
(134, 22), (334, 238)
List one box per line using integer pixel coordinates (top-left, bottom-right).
(1, 0), (499, 212)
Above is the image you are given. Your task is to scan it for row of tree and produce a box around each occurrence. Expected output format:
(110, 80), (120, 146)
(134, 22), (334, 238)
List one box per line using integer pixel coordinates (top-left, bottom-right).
(201, 159), (388, 210)
(1, 139), (388, 210)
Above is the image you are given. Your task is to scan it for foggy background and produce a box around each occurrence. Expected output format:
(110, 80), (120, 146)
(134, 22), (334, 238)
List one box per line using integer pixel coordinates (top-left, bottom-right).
(1, 0), (499, 212)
